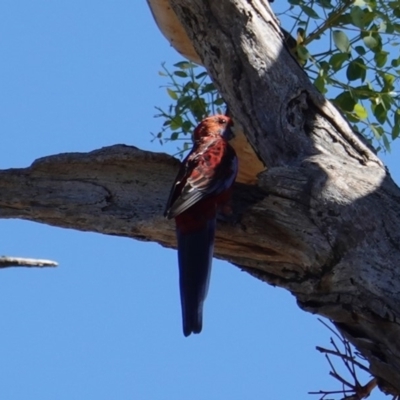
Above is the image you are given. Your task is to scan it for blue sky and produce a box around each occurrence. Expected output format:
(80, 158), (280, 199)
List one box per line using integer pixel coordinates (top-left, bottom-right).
(0, 2), (394, 399)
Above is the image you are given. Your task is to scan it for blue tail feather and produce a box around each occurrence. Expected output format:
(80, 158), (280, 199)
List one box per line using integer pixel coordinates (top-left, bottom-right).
(176, 218), (216, 337)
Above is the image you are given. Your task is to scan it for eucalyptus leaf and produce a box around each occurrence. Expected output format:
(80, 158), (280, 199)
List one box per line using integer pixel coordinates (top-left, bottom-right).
(333, 30), (350, 53)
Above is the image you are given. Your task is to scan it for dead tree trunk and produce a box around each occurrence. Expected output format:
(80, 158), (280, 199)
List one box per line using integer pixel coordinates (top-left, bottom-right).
(1, 0), (400, 394)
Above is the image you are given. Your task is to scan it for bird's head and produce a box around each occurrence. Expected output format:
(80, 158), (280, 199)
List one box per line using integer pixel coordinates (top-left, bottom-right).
(193, 115), (233, 141)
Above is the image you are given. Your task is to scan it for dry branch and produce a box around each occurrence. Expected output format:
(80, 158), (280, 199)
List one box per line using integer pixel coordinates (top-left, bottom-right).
(0, 256), (58, 268)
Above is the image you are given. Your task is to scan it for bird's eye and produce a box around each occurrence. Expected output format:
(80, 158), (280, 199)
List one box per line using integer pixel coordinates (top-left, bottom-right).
(218, 118), (227, 125)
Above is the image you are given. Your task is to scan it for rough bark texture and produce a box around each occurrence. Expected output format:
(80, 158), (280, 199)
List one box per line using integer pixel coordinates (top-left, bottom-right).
(2, 0), (400, 395)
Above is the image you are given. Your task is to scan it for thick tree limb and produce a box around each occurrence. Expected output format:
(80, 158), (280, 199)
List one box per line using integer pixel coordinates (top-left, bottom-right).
(0, 144), (302, 267)
(160, 0), (399, 394)
(1, 145), (179, 249)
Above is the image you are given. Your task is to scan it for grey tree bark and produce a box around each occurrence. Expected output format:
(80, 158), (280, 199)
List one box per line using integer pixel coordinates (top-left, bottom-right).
(1, 0), (400, 395)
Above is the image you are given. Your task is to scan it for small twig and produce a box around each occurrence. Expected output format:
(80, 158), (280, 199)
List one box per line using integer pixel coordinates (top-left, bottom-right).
(318, 318), (343, 341)
(329, 369), (354, 389)
(310, 320), (379, 400)
(309, 389), (353, 396)
(346, 341), (357, 379)
(315, 347), (370, 373)
(0, 256), (58, 268)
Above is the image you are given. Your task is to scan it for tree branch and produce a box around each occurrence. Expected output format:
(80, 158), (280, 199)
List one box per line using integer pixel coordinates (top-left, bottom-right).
(0, 256), (58, 268)
(161, 0), (400, 394)
(0, 144), (318, 269)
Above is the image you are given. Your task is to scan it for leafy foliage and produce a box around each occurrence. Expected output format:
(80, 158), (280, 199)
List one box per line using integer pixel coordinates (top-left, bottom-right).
(152, 62), (224, 156)
(277, 0), (400, 152)
(155, 0), (400, 153)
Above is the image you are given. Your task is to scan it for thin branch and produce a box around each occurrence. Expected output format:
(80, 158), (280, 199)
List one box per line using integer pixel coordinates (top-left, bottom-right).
(311, 320), (378, 399)
(0, 256), (58, 268)
(315, 347), (370, 373)
(304, 0), (353, 45)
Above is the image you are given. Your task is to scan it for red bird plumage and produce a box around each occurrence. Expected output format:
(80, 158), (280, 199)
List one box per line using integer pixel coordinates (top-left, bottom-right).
(164, 114), (238, 336)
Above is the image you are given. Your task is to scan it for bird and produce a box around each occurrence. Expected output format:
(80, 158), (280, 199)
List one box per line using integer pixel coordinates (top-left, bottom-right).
(164, 114), (238, 337)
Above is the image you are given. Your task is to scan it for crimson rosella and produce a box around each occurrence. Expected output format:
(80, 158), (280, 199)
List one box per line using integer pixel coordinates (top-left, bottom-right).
(164, 115), (238, 337)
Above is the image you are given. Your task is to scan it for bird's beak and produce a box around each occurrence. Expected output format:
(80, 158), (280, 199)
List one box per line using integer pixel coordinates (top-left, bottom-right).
(222, 123), (235, 141)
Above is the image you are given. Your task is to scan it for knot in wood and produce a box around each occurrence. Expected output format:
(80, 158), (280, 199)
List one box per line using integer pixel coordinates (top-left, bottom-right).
(286, 91), (309, 131)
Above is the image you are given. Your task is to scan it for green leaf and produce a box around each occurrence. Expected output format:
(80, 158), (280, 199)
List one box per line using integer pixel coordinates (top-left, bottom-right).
(394, 7), (400, 17)
(314, 75), (327, 94)
(392, 123), (400, 140)
(382, 133), (391, 152)
(385, 22), (394, 34)
(170, 131), (179, 141)
(201, 82), (216, 94)
(372, 103), (387, 124)
(374, 51), (388, 67)
(333, 30), (350, 53)
(381, 94), (393, 110)
(189, 98), (207, 119)
(195, 71), (208, 80)
(350, 6), (364, 28)
(391, 57), (400, 67)
(316, 0), (333, 8)
(333, 91), (356, 112)
(301, 5), (321, 18)
(370, 124), (382, 139)
(329, 53), (349, 71)
(354, 46), (366, 55)
(174, 61), (194, 69)
(392, 125), (400, 140)
(335, 13), (352, 25)
(181, 120), (193, 134)
(174, 70), (188, 78)
(346, 58), (366, 81)
(363, 35), (379, 50)
(395, 110), (400, 126)
(354, 103), (368, 119)
(170, 115), (183, 130)
(353, 84), (374, 99)
(393, 23), (400, 33)
(176, 95), (191, 109)
(364, 0), (377, 9)
(354, 0), (366, 6)
(167, 88), (178, 100)
(319, 61), (330, 72)
(297, 45), (310, 61)
(383, 73), (396, 87)
(361, 10), (375, 27)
